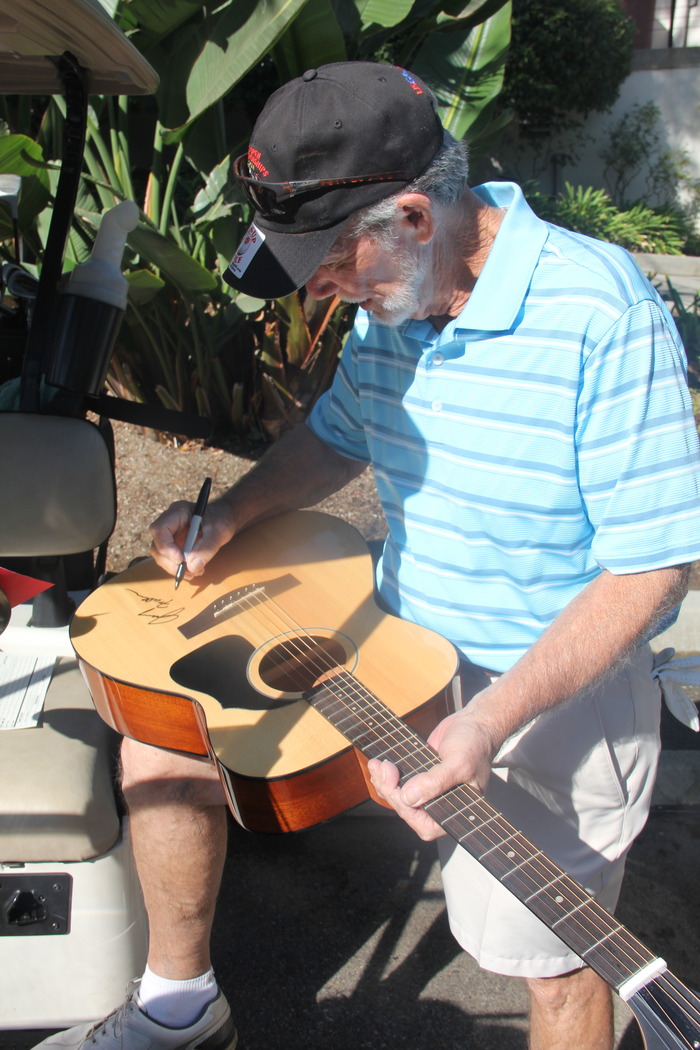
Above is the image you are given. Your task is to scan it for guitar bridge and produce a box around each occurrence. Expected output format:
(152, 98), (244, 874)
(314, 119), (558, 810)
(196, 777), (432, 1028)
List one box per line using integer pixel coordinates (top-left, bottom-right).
(177, 573), (298, 639)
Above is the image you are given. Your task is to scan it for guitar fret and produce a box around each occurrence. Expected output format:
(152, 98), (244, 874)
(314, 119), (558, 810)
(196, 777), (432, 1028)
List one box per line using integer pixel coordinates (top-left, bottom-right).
(478, 829), (519, 858)
(551, 898), (588, 928)
(579, 926), (626, 957)
(583, 934), (658, 990)
(524, 872), (568, 903)
(442, 809), (501, 846)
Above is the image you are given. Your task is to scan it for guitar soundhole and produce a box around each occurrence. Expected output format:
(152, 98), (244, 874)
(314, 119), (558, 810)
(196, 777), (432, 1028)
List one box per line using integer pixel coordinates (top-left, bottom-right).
(257, 634), (350, 694)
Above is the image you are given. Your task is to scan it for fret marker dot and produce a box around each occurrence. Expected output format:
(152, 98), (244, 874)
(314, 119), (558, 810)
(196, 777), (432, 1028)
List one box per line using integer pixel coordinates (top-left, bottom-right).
(507, 850), (515, 858)
(555, 895), (564, 903)
(469, 815), (476, 821)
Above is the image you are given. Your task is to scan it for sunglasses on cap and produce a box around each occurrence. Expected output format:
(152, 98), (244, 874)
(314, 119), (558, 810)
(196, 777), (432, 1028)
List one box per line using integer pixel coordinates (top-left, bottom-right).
(233, 154), (411, 218)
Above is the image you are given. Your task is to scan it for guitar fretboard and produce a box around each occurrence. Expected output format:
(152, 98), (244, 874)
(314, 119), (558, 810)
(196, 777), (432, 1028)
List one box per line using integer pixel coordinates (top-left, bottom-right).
(307, 669), (659, 993)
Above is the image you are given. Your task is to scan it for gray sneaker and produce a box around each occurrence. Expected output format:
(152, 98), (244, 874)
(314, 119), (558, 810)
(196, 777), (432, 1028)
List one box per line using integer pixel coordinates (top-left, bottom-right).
(32, 982), (237, 1050)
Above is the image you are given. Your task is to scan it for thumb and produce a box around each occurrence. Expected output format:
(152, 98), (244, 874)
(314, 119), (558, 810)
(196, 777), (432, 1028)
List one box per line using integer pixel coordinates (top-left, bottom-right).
(400, 754), (466, 808)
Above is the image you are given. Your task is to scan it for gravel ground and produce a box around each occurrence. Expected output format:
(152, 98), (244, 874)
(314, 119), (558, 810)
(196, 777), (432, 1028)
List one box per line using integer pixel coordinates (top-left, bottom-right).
(106, 421), (387, 574)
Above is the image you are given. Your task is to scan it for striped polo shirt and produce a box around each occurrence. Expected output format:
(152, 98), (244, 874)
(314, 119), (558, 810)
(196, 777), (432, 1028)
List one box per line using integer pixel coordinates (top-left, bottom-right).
(307, 182), (700, 672)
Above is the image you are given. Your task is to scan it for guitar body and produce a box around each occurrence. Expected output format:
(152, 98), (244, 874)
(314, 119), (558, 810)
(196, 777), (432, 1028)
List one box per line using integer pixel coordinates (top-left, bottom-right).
(72, 511), (459, 832)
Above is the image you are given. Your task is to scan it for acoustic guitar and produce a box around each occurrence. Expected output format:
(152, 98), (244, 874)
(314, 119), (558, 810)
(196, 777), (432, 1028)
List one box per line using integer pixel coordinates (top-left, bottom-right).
(71, 510), (700, 1049)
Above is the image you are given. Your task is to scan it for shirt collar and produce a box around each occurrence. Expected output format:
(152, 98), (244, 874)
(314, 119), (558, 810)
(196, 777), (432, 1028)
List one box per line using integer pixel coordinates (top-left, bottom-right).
(458, 182), (547, 331)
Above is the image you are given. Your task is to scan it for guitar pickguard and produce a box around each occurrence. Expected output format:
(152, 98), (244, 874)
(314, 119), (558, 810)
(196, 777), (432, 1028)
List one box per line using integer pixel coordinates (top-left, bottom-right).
(171, 628), (360, 709)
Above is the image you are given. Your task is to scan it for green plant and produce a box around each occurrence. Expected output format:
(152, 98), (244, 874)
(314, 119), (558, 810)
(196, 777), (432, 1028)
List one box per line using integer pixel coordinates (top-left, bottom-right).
(526, 182), (686, 255)
(0, 0), (512, 447)
(501, 0), (633, 140)
(665, 278), (700, 383)
(599, 101), (700, 255)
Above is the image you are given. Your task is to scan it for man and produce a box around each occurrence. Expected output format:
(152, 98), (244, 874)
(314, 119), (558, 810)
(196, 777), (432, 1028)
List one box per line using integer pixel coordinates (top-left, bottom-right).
(38, 62), (700, 1050)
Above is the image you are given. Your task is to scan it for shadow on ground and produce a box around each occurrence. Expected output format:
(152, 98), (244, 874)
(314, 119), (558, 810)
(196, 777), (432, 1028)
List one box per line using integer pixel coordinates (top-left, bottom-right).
(212, 804), (700, 1050)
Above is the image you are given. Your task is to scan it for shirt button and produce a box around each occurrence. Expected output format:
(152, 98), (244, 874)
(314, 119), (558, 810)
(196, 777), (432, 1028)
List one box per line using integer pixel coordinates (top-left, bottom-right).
(431, 399), (442, 412)
(432, 352), (444, 366)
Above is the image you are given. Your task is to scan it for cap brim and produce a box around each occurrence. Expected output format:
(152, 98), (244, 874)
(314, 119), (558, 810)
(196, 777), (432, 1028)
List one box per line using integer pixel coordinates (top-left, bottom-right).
(223, 220), (345, 300)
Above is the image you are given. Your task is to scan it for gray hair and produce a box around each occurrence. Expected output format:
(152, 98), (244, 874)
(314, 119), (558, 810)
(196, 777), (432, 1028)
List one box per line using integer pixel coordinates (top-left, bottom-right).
(344, 131), (469, 245)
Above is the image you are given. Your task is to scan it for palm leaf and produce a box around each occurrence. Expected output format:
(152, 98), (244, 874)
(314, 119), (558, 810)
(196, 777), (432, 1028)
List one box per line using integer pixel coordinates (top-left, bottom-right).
(157, 0), (312, 129)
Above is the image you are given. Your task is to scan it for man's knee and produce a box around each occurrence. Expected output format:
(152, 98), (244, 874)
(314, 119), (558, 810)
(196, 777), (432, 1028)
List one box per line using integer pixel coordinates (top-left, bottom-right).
(526, 966), (609, 1013)
(119, 737), (227, 808)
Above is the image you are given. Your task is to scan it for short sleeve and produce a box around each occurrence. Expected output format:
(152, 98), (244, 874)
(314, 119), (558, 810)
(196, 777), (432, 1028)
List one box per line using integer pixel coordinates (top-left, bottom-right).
(576, 298), (700, 572)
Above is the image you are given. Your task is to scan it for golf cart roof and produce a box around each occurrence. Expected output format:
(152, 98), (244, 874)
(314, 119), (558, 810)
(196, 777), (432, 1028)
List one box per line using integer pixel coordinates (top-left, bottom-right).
(0, 0), (158, 95)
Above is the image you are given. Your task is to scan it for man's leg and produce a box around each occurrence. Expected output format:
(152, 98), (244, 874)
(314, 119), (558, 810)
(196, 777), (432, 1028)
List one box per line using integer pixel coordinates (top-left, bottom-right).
(526, 968), (614, 1050)
(438, 650), (660, 1050)
(121, 736), (229, 980)
(33, 739), (236, 1050)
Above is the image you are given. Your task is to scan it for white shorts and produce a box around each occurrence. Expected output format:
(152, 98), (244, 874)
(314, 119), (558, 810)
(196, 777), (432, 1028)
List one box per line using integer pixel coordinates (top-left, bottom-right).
(438, 645), (662, 979)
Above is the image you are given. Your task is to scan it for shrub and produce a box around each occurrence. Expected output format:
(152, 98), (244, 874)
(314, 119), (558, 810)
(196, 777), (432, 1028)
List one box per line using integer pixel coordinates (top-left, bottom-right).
(501, 0), (634, 138)
(526, 183), (686, 255)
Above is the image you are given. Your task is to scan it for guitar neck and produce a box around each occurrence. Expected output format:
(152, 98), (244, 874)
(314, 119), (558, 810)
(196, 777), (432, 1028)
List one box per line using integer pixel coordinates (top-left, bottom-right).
(308, 670), (660, 996)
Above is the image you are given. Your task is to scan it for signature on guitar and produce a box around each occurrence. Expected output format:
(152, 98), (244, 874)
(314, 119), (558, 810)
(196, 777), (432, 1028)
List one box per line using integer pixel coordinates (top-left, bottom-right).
(126, 588), (184, 625)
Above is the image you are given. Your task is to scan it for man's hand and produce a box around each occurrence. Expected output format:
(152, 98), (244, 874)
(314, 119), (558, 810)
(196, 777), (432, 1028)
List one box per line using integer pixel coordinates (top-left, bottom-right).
(148, 424), (367, 583)
(149, 499), (236, 581)
(370, 563), (692, 843)
(368, 703), (500, 841)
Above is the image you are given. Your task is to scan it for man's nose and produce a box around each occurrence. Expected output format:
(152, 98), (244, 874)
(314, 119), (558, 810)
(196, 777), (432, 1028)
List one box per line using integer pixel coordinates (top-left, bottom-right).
(306, 267), (339, 300)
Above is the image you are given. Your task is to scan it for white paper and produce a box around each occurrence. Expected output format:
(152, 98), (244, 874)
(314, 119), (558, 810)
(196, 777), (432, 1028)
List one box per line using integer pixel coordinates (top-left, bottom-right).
(0, 653), (55, 729)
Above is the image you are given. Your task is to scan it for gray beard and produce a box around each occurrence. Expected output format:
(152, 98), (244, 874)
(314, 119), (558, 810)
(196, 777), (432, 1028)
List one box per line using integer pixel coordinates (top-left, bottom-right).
(342, 244), (431, 327)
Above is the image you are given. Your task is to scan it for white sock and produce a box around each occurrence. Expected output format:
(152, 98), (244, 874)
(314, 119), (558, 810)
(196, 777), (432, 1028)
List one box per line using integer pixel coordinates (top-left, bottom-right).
(138, 965), (218, 1027)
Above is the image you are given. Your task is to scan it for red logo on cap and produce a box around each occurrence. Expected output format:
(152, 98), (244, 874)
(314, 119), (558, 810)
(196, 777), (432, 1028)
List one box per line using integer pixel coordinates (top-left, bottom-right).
(247, 146), (269, 177)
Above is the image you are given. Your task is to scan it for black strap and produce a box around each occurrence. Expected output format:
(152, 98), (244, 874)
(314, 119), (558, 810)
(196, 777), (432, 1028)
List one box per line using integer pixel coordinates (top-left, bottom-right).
(20, 53), (88, 412)
(86, 393), (212, 441)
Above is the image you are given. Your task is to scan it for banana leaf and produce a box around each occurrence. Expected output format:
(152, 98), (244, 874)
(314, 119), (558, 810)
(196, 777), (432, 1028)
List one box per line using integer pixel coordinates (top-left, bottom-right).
(272, 0), (347, 81)
(354, 0), (414, 28)
(151, 0), (313, 130)
(127, 223), (218, 294)
(0, 136), (51, 240)
(412, 0), (511, 142)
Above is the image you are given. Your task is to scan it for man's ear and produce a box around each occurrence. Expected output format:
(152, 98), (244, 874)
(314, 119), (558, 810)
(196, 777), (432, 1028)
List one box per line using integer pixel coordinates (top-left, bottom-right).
(394, 192), (435, 245)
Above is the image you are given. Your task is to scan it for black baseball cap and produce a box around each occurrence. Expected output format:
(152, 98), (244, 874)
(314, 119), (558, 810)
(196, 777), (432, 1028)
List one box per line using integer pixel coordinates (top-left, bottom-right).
(225, 61), (444, 300)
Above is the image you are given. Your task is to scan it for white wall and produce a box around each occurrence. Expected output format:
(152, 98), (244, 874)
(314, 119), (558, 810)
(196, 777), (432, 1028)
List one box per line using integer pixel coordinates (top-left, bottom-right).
(563, 51), (700, 208)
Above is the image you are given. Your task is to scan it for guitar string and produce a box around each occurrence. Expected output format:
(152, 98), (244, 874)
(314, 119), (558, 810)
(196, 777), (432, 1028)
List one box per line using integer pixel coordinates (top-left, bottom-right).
(644, 978), (700, 1050)
(224, 592), (700, 1033)
(630, 970), (700, 1050)
(224, 589), (666, 992)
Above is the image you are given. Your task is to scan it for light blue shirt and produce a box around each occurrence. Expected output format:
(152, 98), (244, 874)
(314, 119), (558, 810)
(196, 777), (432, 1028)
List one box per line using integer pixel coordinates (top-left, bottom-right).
(308, 182), (700, 671)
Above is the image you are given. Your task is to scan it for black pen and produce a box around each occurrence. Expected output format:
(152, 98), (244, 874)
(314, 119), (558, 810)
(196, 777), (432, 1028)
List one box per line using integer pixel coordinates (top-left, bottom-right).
(174, 477), (212, 590)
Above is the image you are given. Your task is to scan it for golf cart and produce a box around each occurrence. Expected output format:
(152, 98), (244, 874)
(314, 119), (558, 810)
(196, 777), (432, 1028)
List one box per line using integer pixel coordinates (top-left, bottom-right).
(0, 1), (159, 1039)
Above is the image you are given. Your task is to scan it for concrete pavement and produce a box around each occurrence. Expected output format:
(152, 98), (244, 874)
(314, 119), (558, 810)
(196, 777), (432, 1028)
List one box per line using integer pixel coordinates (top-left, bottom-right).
(213, 803), (699, 1050)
